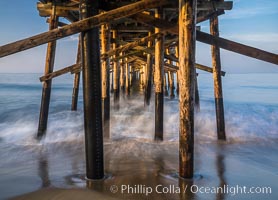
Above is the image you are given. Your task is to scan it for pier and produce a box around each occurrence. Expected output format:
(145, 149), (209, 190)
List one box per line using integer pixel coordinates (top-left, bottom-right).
(0, 0), (278, 181)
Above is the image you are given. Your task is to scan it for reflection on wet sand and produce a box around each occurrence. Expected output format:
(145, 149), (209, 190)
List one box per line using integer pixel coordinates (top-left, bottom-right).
(38, 155), (50, 188)
(215, 149), (227, 200)
(9, 141), (278, 200)
(179, 178), (195, 200)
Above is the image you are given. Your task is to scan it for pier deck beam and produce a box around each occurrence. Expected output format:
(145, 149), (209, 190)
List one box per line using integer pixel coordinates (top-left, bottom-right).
(210, 14), (226, 140)
(80, 0), (104, 180)
(154, 8), (164, 141)
(101, 23), (111, 139)
(37, 7), (58, 139)
(179, 0), (197, 179)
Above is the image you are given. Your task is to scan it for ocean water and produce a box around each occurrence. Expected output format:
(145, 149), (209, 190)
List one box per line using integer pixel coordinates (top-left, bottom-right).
(0, 73), (277, 200)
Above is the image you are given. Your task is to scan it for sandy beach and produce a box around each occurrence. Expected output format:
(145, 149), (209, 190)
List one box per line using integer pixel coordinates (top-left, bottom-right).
(3, 140), (276, 200)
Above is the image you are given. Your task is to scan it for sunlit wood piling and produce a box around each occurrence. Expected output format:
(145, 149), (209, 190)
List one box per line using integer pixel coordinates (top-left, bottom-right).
(37, 7), (58, 138)
(125, 58), (130, 95)
(178, 0), (196, 179)
(101, 23), (111, 138)
(112, 30), (120, 110)
(1, 0), (278, 180)
(144, 31), (153, 105)
(168, 72), (175, 99)
(154, 8), (165, 141)
(210, 13), (226, 140)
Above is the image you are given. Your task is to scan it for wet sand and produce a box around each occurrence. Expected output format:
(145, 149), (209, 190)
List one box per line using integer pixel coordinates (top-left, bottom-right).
(2, 139), (277, 200)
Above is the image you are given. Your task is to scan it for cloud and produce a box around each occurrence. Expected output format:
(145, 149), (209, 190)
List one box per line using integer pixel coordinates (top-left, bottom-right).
(222, 1), (278, 20)
(221, 33), (278, 53)
(226, 33), (278, 43)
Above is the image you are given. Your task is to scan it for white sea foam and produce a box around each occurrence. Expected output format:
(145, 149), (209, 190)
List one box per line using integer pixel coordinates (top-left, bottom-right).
(0, 74), (278, 148)
(0, 96), (277, 147)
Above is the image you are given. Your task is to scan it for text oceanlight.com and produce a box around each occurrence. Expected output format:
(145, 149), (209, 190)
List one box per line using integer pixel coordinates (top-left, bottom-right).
(110, 184), (272, 196)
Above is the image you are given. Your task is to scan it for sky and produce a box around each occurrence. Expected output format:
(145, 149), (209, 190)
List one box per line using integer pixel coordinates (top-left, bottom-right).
(0, 0), (277, 74)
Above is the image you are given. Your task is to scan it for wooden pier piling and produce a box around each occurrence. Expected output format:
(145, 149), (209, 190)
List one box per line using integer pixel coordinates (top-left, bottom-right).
(144, 31), (154, 106)
(110, 71), (114, 93)
(195, 74), (200, 112)
(120, 53), (125, 91)
(154, 8), (164, 141)
(101, 23), (111, 139)
(125, 58), (130, 95)
(175, 46), (180, 95)
(71, 38), (81, 111)
(112, 30), (120, 110)
(164, 73), (169, 96)
(130, 67), (134, 87)
(168, 71), (175, 99)
(179, 0), (196, 179)
(210, 13), (226, 140)
(140, 67), (144, 88)
(80, 0), (104, 180)
(37, 7), (58, 139)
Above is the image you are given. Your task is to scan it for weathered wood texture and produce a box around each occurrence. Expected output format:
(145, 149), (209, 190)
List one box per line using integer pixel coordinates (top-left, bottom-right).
(113, 33), (226, 76)
(125, 58), (130, 95)
(46, 18), (69, 27)
(165, 48), (171, 96)
(101, 23), (111, 138)
(101, 24), (111, 99)
(102, 32), (163, 59)
(112, 30), (120, 110)
(139, 66), (144, 87)
(80, 0), (103, 180)
(210, 14), (226, 140)
(154, 8), (164, 141)
(130, 13), (278, 65)
(168, 71), (175, 99)
(117, 37), (225, 75)
(40, 63), (81, 81)
(175, 46), (179, 95)
(37, 11), (58, 139)
(116, 37), (226, 75)
(197, 31), (278, 65)
(197, 10), (225, 24)
(179, 0), (196, 179)
(196, 63), (225, 76)
(37, 2), (79, 17)
(0, 0), (173, 58)
(120, 53), (125, 90)
(165, 54), (226, 76)
(144, 31), (154, 106)
(198, 1), (232, 11)
(71, 38), (81, 111)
